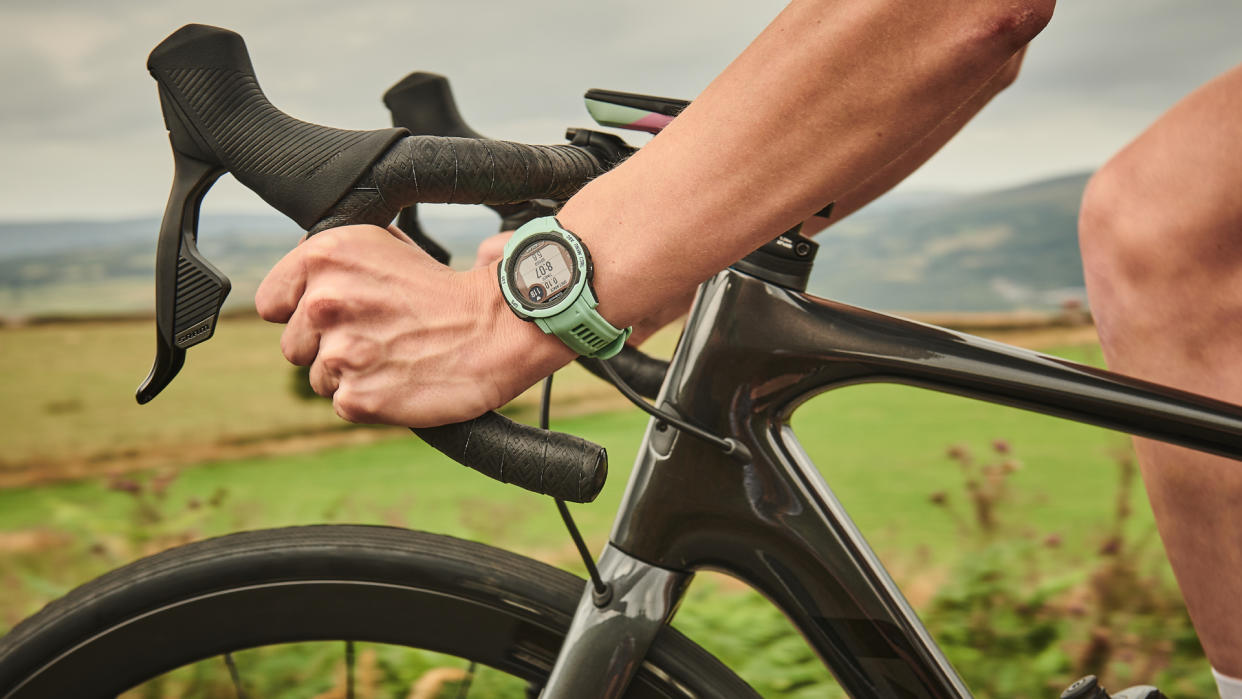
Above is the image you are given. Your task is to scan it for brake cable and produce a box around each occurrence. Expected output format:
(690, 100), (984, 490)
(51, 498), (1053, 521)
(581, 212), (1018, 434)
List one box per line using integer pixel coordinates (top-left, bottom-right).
(545, 375), (612, 606)
(595, 360), (751, 463)
(545, 357), (752, 608)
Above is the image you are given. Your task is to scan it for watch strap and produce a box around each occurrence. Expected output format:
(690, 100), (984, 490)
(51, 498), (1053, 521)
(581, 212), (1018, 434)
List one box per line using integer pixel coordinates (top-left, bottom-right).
(534, 283), (631, 358)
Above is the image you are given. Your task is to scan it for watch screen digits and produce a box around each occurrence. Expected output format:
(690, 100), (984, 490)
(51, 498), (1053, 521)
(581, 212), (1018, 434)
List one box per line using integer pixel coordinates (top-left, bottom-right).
(514, 240), (574, 306)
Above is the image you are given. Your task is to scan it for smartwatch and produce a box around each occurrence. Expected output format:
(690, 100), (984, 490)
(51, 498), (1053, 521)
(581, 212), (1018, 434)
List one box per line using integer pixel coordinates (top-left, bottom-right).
(498, 216), (631, 358)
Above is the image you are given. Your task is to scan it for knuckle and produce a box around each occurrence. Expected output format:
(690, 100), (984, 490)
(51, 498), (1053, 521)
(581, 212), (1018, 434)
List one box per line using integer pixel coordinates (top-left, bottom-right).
(317, 349), (349, 376)
(348, 337), (380, 368)
(300, 236), (346, 272)
(254, 285), (289, 323)
(307, 362), (334, 397)
(311, 377), (334, 399)
(332, 397), (360, 424)
(278, 332), (306, 365)
(333, 388), (383, 424)
(254, 291), (275, 320)
(302, 293), (347, 327)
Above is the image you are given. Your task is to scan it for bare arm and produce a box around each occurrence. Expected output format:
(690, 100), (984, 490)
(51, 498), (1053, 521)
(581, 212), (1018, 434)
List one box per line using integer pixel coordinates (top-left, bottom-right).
(805, 47), (1028, 234)
(257, 0), (1055, 427)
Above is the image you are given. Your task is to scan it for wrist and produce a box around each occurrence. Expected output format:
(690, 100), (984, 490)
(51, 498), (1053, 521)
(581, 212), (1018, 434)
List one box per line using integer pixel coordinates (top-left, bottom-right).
(555, 172), (702, 333)
(469, 262), (575, 389)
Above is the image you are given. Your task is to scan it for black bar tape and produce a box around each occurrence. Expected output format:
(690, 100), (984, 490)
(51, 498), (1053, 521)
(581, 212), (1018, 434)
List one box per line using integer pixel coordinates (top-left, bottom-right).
(312, 137), (603, 233)
(147, 24), (611, 502)
(414, 412), (607, 503)
(579, 346), (669, 401)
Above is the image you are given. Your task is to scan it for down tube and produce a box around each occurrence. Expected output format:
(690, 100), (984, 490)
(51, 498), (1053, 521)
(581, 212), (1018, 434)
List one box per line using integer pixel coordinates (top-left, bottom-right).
(769, 423), (974, 698)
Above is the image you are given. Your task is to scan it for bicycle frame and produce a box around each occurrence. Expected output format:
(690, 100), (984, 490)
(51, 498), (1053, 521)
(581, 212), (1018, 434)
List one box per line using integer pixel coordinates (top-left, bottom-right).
(542, 266), (1242, 698)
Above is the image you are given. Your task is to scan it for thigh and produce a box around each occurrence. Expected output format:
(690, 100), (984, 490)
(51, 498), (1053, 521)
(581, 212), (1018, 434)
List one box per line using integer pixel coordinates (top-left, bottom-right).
(1105, 64), (1242, 248)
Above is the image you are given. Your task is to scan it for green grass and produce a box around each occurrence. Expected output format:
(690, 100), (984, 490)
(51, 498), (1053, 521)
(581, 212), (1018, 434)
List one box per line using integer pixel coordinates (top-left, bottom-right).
(0, 341), (1144, 563)
(792, 344), (1148, 559)
(0, 317), (346, 467)
(0, 315), (642, 478)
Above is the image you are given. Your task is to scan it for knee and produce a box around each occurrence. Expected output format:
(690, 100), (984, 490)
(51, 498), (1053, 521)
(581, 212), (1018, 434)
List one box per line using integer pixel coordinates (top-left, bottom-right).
(1078, 164), (1123, 276)
(1078, 156), (1163, 288)
(1078, 149), (1239, 324)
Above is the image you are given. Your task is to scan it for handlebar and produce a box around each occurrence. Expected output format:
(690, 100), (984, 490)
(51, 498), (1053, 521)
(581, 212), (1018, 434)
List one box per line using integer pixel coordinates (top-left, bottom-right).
(138, 24), (612, 503)
(382, 71), (482, 265)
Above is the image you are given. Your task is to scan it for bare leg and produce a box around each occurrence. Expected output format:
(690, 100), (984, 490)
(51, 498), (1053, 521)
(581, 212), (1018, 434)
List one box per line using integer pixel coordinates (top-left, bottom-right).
(1080, 64), (1242, 674)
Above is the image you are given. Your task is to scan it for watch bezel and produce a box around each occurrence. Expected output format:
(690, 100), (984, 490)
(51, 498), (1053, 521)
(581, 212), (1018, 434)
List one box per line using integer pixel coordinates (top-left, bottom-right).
(499, 226), (591, 319)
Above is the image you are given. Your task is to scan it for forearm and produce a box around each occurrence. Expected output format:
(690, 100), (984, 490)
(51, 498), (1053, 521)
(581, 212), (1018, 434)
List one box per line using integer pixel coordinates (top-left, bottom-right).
(559, 0), (1052, 328)
(804, 47), (1028, 234)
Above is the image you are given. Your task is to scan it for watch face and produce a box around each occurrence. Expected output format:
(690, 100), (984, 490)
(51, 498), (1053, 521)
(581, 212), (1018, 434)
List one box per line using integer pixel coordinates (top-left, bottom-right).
(511, 239), (575, 308)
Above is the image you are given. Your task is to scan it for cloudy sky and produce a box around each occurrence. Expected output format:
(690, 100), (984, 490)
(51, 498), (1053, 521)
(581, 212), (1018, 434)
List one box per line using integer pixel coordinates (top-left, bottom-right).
(2, 1), (1240, 222)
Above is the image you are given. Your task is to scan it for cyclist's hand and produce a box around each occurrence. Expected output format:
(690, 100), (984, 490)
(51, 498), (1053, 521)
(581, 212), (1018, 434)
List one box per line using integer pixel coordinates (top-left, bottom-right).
(255, 224), (572, 427)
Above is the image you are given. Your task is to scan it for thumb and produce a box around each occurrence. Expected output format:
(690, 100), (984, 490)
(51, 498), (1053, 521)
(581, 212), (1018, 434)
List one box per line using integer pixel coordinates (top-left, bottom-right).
(473, 231), (514, 269)
(386, 224), (418, 246)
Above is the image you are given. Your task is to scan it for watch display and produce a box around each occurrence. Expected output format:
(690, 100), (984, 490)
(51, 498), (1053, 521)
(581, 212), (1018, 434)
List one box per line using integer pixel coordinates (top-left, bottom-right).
(513, 239), (574, 307)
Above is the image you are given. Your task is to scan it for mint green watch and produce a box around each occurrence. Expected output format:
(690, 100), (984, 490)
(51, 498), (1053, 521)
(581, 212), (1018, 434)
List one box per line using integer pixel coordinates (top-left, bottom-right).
(498, 216), (631, 358)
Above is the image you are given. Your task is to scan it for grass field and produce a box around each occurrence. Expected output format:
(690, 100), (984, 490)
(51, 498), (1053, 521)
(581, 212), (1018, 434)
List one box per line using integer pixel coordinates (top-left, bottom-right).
(0, 317), (1210, 697)
(0, 319), (1138, 561)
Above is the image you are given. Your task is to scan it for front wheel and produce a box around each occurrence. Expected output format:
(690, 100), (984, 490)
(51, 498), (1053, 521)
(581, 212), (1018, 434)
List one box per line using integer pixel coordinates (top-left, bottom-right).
(0, 525), (757, 698)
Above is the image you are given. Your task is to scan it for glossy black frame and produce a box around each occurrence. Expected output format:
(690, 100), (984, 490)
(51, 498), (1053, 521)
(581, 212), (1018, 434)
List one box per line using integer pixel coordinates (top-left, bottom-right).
(543, 265), (1242, 698)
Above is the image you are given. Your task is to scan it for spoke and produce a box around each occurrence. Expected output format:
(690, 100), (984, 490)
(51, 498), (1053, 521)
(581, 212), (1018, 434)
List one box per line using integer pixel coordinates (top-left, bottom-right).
(345, 640), (355, 699)
(453, 661), (477, 699)
(222, 653), (248, 699)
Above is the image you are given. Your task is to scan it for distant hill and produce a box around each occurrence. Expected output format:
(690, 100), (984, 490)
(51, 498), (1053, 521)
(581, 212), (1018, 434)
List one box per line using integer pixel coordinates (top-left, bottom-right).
(0, 173), (1091, 318)
(808, 172), (1090, 311)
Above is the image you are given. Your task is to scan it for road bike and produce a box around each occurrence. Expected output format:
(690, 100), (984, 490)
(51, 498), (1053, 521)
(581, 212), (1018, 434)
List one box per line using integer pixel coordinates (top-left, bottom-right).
(3, 23), (1240, 698)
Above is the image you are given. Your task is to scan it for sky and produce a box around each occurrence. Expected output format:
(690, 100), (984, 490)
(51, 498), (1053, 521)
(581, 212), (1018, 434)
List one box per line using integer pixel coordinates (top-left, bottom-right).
(2, 0), (1240, 222)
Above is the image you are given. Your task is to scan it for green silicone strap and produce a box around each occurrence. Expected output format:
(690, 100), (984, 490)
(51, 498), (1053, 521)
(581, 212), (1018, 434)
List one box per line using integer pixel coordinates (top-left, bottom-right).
(534, 284), (632, 358)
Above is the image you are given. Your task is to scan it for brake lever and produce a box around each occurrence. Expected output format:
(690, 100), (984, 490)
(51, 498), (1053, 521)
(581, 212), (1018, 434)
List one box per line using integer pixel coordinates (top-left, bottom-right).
(136, 24), (405, 405)
(135, 148), (228, 404)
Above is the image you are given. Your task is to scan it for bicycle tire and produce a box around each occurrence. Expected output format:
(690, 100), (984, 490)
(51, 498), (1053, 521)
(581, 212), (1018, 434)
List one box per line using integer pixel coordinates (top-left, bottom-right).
(0, 525), (758, 698)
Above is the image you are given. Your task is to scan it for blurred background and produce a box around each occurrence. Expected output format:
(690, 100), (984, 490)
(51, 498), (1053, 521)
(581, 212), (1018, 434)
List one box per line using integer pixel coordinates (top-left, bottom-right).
(2, 1), (1241, 696)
